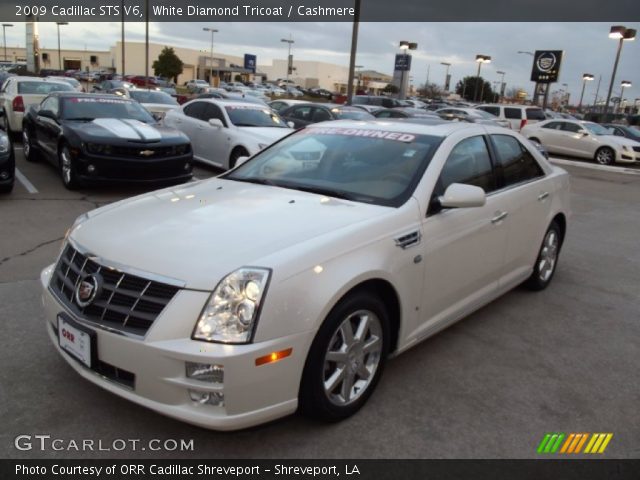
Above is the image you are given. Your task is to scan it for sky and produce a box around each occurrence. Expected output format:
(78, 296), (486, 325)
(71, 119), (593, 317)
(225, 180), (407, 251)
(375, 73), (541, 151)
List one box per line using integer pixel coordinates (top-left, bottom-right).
(3, 21), (639, 103)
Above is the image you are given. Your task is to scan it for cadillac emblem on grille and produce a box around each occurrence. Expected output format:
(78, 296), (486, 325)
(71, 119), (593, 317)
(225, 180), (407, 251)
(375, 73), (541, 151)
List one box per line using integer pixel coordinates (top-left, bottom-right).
(74, 273), (101, 308)
(139, 149), (155, 156)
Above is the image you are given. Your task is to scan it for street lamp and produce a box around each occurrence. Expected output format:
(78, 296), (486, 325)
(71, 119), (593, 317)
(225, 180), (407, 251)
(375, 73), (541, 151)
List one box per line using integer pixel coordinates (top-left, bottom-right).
(203, 27), (219, 85)
(496, 70), (506, 102)
(2, 24), (13, 62)
(281, 35), (295, 84)
(604, 25), (636, 118)
(578, 73), (594, 111)
(440, 62), (451, 91)
(55, 22), (68, 71)
(619, 80), (632, 113)
(474, 54), (491, 102)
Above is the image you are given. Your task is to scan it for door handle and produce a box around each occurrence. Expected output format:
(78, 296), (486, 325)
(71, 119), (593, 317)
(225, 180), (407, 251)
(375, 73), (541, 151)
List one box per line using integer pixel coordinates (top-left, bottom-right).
(537, 192), (549, 201)
(491, 211), (508, 223)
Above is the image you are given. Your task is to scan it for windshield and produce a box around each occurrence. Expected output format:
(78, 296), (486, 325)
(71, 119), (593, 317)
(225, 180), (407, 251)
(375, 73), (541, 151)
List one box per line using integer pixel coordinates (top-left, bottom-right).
(61, 97), (155, 123)
(334, 109), (374, 120)
(128, 90), (177, 105)
(583, 122), (610, 135)
(225, 126), (443, 207)
(225, 105), (288, 127)
(18, 81), (73, 94)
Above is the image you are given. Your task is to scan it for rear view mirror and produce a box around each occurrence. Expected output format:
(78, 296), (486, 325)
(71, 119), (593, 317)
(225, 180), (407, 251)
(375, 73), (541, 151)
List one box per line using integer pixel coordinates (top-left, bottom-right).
(439, 183), (486, 209)
(208, 118), (223, 128)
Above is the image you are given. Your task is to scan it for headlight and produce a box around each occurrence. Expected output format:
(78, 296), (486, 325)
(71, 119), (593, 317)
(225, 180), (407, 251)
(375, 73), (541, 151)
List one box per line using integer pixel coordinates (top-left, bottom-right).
(193, 268), (271, 344)
(86, 143), (112, 155)
(0, 135), (9, 153)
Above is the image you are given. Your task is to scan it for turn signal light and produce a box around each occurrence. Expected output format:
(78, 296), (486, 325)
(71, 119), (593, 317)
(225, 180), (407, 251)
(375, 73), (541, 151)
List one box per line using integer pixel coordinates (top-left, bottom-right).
(255, 348), (292, 366)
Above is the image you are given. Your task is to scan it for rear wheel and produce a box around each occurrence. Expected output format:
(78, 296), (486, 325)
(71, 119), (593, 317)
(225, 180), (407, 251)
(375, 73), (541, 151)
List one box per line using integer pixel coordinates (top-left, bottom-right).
(59, 143), (80, 190)
(22, 127), (39, 162)
(524, 221), (562, 291)
(595, 147), (615, 165)
(299, 290), (389, 421)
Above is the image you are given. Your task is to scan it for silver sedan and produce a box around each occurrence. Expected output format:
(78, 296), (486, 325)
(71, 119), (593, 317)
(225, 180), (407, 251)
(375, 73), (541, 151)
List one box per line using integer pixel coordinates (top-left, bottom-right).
(436, 107), (511, 129)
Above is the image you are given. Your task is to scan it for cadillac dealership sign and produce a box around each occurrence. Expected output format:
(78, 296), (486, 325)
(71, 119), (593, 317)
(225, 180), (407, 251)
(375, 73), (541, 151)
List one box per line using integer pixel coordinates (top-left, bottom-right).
(530, 50), (564, 83)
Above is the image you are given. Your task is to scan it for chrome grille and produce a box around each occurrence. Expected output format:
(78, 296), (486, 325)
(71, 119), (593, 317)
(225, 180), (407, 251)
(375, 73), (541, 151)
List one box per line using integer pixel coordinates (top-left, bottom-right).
(50, 243), (180, 336)
(632, 146), (640, 153)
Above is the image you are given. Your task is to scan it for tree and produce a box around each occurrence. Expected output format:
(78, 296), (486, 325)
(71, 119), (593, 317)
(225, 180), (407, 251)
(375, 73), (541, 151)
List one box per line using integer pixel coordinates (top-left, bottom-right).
(418, 82), (444, 100)
(152, 47), (183, 83)
(383, 83), (399, 94)
(455, 76), (495, 102)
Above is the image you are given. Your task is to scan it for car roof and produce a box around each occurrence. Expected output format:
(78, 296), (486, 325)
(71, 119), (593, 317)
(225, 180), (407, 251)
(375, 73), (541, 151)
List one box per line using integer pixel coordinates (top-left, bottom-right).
(478, 103), (543, 108)
(11, 76), (70, 84)
(305, 119), (477, 136)
(50, 92), (134, 101)
(192, 98), (268, 108)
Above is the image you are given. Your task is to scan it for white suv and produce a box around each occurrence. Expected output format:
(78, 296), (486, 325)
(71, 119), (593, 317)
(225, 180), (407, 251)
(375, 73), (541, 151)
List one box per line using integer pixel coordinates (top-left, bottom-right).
(476, 104), (546, 132)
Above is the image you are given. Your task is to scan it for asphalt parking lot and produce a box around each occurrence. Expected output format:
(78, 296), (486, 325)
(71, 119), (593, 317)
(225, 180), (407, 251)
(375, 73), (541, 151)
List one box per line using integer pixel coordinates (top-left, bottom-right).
(1, 146), (639, 459)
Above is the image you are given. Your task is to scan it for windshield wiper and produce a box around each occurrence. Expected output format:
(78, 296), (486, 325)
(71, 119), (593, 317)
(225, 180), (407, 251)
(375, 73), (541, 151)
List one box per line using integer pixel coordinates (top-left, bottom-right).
(286, 185), (356, 201)
(233, 123), (259, 127)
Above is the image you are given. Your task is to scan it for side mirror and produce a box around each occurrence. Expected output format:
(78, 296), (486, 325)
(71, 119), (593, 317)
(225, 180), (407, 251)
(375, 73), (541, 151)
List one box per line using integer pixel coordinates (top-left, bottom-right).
(235, 156), (250, 167)
(287, 121), (295, 128)
(438, 183), (486, 209)
(208, 118), (223, 128)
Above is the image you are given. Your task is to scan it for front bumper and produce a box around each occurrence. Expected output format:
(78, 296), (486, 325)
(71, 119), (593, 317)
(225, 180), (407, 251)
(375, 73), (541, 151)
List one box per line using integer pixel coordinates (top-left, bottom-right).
(73, 150), (193, 184)
(618, 149), (640, 164)
(0, 150), (14, 186)
(41, 264), (312, 430)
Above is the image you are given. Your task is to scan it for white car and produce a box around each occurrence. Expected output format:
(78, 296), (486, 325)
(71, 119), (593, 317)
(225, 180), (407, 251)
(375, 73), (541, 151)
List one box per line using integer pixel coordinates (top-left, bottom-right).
(185, 79), (209, 93)
(41, 120), (569, 430)
(436, 107), (511, 129)
(126, 89), (179, 119)
(0, 76), (74, 133)
(476, 104), (546, 131)
(164, 99), (293, 169)
(521, 119), (640, 165)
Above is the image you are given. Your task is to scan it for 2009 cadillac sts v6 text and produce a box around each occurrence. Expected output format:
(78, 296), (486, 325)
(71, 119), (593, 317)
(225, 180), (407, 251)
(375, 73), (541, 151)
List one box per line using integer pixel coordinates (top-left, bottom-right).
(41, 120), (570, 430)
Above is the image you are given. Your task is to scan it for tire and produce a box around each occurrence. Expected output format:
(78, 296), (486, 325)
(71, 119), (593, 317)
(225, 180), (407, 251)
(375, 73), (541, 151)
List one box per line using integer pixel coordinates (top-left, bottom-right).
(595, 147), (615, 165)
(299, 290), (390, 421)
(229, 147), (249, 170)
(0, 109), (7, 132)
(0, 180), (13, 193)
(22, 127), (39, 162)
(58, 143), (80, 190)
(524, 221), (562, 291)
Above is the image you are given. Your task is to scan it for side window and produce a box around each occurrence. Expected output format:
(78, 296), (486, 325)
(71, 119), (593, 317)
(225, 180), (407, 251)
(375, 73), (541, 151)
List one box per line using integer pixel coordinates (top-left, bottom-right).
(504, 108), (522, 120)
(479, 106), (500, 116)
(543, 121), (563, 130)
(40, 96), (59, 116)
(434, 136), (495, 198)
(376, 110), (391, 118)
(311, 107), (331, 122)
(612, 128), (625, 136)
(491, 134), (544, 187)
(202, 103), (227, 126)
(270, 101), (284, 111)
(290, 106), (312, 120)
(183, 101), (206, 121)
(561, 122), (582, 133)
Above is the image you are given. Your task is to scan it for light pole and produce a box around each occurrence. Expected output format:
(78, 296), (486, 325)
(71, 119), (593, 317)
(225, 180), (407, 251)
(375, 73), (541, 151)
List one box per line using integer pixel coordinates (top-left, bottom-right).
(203, 27), (218, 85)
(496, 70), (506, 102)
(604, 25), (636, 119)
(354, 65), (363, 93)
(346, 0), (361, 105)
(561, 83), (569, 107)
(121, 0), (125, 77)
(578, 73), (594, 112)
(440, 62), (451, 91)
(55, 22), (68, 71)
(2, 24), (13, 62)
(474, 54), (491, 102)
(619, 80), (632, 113)
(281, 35), (294, 84)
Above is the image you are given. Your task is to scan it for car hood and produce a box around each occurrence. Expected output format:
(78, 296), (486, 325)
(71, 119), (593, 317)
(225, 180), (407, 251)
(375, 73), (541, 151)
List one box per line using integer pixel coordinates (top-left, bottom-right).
(71, 178), (387, 290)
(602, 135), (640, 147)
(64, 118), (188, 143)
(236, 126), (293, 144)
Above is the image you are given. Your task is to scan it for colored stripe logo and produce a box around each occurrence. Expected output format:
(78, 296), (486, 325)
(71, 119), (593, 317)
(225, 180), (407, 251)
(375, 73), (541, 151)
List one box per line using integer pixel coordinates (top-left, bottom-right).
(537, 433), (613, 454)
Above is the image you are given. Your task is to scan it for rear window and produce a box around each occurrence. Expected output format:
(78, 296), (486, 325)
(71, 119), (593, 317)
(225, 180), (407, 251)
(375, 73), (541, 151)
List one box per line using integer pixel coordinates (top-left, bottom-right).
(504, 108), (522, 120)
(18, 81), (73, 94)
(478, 106), (500, 116)
(526, 108), (546, 120)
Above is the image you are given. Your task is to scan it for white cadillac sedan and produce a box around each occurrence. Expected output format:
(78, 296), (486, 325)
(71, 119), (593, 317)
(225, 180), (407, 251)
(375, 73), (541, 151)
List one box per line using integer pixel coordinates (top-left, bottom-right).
(522, 119), (640, 165)
(41, 120), (570, 430)
(164, 99), (294, 170)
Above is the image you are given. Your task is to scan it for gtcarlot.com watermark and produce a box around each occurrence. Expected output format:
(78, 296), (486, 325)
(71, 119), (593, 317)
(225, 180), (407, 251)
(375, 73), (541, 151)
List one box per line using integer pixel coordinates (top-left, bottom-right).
(14, 435), (194, 452)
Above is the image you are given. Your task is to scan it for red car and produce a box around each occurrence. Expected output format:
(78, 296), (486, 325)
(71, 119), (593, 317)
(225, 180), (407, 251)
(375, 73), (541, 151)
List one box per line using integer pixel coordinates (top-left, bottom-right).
(129, 76), (158, 87)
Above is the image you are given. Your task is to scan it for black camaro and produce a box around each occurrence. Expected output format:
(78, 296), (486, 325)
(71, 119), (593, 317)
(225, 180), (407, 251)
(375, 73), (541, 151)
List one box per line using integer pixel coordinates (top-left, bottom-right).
(22, 92), (193, 189)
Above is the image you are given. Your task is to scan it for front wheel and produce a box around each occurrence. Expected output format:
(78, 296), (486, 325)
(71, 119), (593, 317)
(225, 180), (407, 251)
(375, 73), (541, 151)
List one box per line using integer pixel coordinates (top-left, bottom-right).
(229, 147), (249, 170)
(595, 147), (615, 165)
(59, 144), (80, 190)
(22, 127), (39, 162)
(524, 221), (562, 291)
(299, 290), (389, 421)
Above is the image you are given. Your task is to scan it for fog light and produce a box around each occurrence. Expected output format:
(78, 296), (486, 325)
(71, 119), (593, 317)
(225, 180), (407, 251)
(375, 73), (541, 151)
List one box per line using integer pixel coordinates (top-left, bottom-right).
(0, 171), (8, 180)
(186, 362), (223, 383)
(87, 164), (96, 173)
(189, 389), (224, 406)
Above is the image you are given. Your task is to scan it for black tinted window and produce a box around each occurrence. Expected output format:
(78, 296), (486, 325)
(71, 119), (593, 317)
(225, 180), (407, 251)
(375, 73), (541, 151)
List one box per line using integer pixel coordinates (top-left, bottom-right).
(311, 108), (332, 122)
(203, 103), (225, 123)
(526, 108), (546, 120)
(183, 102), (207, 121)
(479, 106), (500, 116)
(491, 134), (544, 187)
(290, 106), (312, 120)
(436, 136), (495, 196)
(543, 121), (563, 130)
(561, 122), (583, 133)
(504, 108), (522, 119)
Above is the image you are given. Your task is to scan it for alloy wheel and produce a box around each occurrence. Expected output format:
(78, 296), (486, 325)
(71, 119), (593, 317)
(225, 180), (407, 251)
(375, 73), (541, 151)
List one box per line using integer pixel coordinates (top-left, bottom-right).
(22, 129), (30, 158)
(538, 230), (559, 282)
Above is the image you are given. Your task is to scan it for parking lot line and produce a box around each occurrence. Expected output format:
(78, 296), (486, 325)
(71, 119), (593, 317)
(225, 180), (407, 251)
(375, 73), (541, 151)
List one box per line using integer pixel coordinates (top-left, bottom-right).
(549, 157), (640, 175)
(14, 168), (39, 194)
